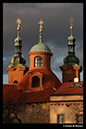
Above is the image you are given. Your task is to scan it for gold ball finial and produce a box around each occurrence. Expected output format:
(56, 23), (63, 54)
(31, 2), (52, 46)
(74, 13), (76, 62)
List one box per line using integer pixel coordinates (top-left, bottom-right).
(39, 28), (43, 33)
(38, 19), (44, 33)
(17, 24), (20, 31)
(70, 25), (73, 30)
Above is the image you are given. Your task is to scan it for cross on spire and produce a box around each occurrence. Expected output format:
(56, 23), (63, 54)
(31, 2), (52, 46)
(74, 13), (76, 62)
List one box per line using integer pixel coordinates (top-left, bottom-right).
(68, 17), (75, 30)
(38, 19), (44, 32)
(16, 18), (22, 31)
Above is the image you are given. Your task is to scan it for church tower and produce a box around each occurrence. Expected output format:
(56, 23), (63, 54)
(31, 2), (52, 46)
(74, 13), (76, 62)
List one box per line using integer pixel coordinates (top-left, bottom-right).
(6, 18), (28, 84)
(60, 17), (82, 83)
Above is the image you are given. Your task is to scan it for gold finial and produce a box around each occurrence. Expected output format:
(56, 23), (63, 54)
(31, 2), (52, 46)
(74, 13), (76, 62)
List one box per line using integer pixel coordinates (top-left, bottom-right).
(16, 18), (22, 31)
(69, 17), (75, 30)
(38, 19), (44, 32)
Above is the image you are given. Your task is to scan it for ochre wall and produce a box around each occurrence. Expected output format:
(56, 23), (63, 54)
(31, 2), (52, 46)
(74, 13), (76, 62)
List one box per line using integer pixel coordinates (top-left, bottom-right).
(6, 66), (28, 84)
(50, 102), (83, 123)
(28, 52), (53, 70)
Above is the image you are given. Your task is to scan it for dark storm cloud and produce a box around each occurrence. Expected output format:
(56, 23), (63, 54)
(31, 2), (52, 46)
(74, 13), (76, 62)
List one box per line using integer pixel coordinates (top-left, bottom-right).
(3, 3), (83, 79)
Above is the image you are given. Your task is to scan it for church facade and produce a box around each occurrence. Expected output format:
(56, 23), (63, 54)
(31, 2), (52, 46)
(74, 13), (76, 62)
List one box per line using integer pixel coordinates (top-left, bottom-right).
(3, 18), (83, 124)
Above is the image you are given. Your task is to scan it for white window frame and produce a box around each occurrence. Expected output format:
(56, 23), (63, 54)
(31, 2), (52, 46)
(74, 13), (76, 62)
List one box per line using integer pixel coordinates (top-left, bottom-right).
(34, 56), (43, 67)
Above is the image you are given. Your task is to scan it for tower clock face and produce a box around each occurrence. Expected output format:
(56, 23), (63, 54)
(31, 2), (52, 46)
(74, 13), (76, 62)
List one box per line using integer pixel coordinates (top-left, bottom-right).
(32, 76), (40, 88)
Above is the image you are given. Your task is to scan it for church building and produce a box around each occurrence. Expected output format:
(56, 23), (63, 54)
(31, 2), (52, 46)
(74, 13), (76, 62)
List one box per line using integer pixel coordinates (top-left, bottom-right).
(3, 18), (83, 124)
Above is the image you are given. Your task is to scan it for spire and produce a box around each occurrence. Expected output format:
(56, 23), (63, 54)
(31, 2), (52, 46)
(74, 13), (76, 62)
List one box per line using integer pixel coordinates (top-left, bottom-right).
(60, 17), (82, 83)
(67, 17), (76, 55)
(14, 18), (22, 56)
(6, 18), (27, 68)
(62, 17), (79, 66)
(38, 19), (44, 43)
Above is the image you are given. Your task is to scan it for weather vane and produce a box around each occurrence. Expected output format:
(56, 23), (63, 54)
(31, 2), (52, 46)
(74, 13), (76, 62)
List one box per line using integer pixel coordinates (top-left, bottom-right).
(38, 19), (44, 33)
(68, 17), (75, 30)
(16, 18), (22, 31)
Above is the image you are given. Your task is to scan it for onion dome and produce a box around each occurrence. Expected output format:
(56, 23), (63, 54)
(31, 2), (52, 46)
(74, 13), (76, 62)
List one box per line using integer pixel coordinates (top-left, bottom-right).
(7, 56), (26, 68)
(63, 55), (79, 66)
(63, 17), (80, 66)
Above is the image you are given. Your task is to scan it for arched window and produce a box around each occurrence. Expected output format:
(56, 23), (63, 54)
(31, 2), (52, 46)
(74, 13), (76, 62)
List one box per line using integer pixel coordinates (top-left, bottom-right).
(13, 80), (18, 84)
(34, 56), (43, 67)
(32, 76), (40, 88)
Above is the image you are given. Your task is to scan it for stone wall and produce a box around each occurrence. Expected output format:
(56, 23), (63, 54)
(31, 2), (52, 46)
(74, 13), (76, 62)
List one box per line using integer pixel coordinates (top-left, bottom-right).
(3, 102), (50, 124)
(3, 101), (83, 124)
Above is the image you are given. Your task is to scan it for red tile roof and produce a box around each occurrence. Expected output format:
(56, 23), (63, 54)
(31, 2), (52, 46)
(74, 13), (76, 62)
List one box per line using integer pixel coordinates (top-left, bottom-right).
(3, 84), (56, 104)
(52, 81), (83, 95)
(3, 68), (61, 104)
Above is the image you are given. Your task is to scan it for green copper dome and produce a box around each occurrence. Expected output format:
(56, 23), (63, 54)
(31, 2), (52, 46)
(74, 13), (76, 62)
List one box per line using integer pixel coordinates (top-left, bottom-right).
(7, 56), (26, 68)
(63, 55), (79, 66)
(29, 42), (52, 53)
(29, 33), (52, 53)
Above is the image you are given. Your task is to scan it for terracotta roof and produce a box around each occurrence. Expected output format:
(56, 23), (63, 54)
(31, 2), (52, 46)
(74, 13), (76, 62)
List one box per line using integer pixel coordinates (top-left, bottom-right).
(51, 81), (83, 96)
(3, 68), (61, 104)
(17, 68), (61, 90)
(3, 84), (56, 104)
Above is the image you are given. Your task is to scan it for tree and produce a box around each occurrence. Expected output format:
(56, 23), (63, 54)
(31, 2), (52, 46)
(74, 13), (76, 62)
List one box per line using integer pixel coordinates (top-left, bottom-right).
(3, 94), (26, 124)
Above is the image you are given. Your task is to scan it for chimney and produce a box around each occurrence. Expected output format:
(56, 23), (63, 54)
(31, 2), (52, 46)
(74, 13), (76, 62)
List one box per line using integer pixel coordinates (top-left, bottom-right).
(74, 78), (79, 83)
